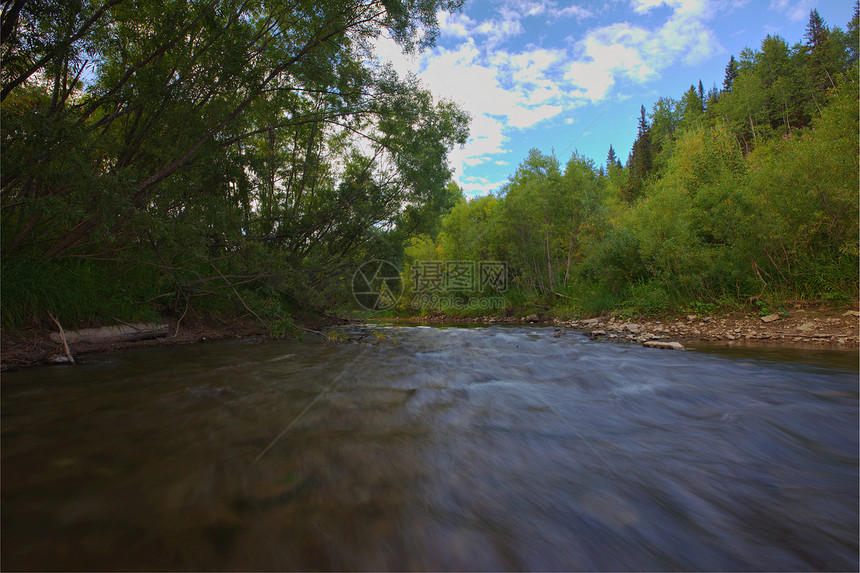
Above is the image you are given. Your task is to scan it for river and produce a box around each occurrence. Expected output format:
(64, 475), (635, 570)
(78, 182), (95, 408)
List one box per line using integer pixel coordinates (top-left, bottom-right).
(2, 325), (858, 571)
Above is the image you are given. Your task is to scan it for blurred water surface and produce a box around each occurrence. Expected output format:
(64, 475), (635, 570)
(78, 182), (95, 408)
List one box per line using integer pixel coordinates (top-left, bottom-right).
(2, 325), (858, 571)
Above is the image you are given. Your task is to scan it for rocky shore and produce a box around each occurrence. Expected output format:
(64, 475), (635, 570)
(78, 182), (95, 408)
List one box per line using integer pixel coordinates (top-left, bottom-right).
(399, 305), (860, 349)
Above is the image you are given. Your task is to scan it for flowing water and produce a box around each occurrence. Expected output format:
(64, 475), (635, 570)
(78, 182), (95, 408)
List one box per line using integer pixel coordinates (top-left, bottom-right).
(2, 325), (858, 571)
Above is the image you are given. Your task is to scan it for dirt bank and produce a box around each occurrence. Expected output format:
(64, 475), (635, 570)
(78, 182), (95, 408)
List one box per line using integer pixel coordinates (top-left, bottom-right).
(4, 305), (856, 371)
(0, 313), (351, 371)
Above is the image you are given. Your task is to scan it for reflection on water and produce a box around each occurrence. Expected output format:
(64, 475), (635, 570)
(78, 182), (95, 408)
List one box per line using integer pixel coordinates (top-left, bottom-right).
(2, 326), (858, 571)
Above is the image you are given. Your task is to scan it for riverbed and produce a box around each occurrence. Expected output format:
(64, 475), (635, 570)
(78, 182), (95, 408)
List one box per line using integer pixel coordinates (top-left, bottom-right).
(2, 325), (857, 570)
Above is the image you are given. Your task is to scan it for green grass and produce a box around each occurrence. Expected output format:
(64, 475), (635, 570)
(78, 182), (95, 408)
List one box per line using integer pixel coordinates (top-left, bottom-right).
(1, 256), (162, 330)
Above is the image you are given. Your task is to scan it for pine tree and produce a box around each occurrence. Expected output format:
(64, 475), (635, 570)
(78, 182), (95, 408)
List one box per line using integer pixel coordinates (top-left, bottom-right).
(805, 9), (828, 48)
(624, 105), (652, 202)
(848, 1), (859, 67)
(697, 80), (705, 108)
(804, 9), (834, 93)
(723, 55), (738, 92)
(637, 104), (649, 138)
(706, 83), (719, 109)
(606, 144), (619, 170)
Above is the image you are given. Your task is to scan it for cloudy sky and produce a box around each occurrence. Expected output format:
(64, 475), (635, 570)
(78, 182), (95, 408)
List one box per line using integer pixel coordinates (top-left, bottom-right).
(374, 0), (855, 196)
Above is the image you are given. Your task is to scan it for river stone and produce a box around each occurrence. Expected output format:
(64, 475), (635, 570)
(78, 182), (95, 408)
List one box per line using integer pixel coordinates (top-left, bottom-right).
(797, 322), (816, 332)
(642, 340), (685, 351)
(842, 310), (860, 317)
(525, 314), (539, 322)
(760, 313), (781, 323)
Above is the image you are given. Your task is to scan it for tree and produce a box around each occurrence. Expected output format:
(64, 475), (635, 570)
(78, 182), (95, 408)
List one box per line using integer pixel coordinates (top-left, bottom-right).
(848, 1), (859, 66)
(649, 96), (681, 171)
(606, 144), (621, 170)
(805, 9), (829, 49)
(723, 55), (738, 92)
(1, 0), (468, 263)
(624, 105), (652, 202)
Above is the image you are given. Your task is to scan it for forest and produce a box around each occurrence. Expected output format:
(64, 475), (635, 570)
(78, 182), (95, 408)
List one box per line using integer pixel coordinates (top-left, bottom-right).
(401, 7), (859, 319)
(1, 1), (858, 336)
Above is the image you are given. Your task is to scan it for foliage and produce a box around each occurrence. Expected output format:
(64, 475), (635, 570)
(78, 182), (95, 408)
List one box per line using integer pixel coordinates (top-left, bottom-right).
(1, 0), (469, 331)
(403, 9), (858, 319)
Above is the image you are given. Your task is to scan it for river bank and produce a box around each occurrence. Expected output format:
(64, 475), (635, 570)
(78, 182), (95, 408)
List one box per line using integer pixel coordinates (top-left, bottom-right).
(3, 304), (857, 370)
(0, 313), (351, 371)
(392, 303), (860, 349)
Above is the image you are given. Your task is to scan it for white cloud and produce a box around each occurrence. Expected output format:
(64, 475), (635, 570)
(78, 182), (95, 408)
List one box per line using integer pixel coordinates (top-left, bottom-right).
(464, 156), (489, 167)
(555, 5), (593, 19)
(564, 0), (719, 101)
(768, 0), (813, 23)
(438, 11), (476, 38)
(461, 176), (507, 196)
(373, 0), (720, 194)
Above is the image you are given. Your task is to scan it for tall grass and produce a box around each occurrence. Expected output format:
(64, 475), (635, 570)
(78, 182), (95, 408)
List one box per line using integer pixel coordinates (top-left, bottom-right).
(1, 256), (161, 330)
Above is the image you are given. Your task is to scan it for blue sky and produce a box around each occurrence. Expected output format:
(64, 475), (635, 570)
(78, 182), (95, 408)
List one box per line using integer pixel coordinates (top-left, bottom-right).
(373, 0), (856, 197)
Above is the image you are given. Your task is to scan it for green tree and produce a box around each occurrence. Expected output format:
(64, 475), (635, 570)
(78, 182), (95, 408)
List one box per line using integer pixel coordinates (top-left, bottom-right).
(624, 105), (653, 202)
(723, 55), (738, 92)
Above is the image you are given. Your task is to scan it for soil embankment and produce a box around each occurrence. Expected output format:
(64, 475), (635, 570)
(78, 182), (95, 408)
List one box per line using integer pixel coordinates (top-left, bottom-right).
(0, 313), (350, 371)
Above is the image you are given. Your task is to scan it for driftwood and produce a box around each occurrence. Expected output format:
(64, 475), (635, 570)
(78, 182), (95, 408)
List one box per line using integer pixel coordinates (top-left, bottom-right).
(47, 312), (76, 364)
(49, 322), (170, 345)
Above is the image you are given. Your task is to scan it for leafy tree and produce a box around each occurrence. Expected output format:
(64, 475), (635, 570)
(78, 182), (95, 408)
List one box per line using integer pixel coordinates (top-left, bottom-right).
(1, 0), (470, 326)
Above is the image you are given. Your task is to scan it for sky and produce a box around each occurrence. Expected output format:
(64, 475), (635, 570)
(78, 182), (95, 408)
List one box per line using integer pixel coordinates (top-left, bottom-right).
(373, 0), (856, 197)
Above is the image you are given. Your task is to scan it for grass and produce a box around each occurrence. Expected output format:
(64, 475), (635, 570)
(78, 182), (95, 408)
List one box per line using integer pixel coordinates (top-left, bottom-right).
(1, 256), (162, 330)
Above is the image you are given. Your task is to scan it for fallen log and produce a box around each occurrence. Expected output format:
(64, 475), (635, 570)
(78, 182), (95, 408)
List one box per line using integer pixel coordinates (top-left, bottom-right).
(49, 323), (170, 345)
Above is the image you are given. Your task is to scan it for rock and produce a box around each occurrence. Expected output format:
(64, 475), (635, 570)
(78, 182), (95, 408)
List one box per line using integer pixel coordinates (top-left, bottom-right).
(643, 341), (685, 351)
(624, 323), (641, 333)
(760, 314), (780, 323)
(525, 314), (539, 323)
(797, 322), (816, 332)
(686, 315), (696, 321)
(581, 318), (601, 326)
(843, 310), (860, 317)
(552, 329), (565, 338)
(589, 329), (606, 337)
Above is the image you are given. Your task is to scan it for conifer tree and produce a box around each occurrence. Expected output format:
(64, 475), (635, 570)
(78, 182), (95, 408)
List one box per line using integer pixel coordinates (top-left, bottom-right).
(606, 144), (620, 170)
(723, 55), (738, 92)
(805, 10), (833, 89)
(805, 9), (828, 48)
(848, 1), (859, 66)
(624, 106), (652, 202)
